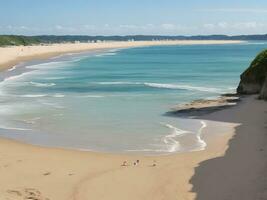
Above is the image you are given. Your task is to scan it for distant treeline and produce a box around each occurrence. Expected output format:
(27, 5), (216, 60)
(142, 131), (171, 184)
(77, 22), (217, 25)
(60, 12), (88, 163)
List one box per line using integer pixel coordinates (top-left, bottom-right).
(1, 34), (267, 46)
(0, 35), (40, 46)
(33, 34), (267, 43)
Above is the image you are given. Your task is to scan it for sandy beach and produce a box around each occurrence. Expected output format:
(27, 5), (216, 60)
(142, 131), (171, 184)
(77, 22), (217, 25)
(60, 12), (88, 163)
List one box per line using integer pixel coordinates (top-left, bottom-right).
(0, 120), (235, 200)
(0, 41), (266, 200)
(0, 40), (243, 71)
(0, 95), (266, 200)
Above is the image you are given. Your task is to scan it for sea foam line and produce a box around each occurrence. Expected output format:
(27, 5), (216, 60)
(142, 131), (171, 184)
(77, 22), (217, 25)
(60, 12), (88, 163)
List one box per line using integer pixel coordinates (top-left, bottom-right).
(161, 123), (190, 152)
(195, 121), (207, 151)
(144, 83), (221, 92)
(30, 81), (56, 87)
(96, 81), (222, 92)
(0, 125), (32, 131)
(3, 72), (28, 82)
(7, 65), (17, 72)
(20, 94), (48, 98)
(95, 52), (118, 57)
(26, 61), (71, 69)
(126, 123), (190, 154)
(78, 95), (104, 98)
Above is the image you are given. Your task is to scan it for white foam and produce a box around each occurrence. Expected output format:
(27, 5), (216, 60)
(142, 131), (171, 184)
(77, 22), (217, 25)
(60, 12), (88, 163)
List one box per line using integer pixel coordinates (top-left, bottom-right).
(44, 77), (66, 80)
(95, 52), (117, 57)
(144, 83), (221, 92)
(97, 81), (137, 85)
(95, 81), (221, 93)
(26, 61), (72, 70)
(0, 125), (32, 131)
(107, 49), (120, 53)
(161, 123), (190, 152)
(241, 42), (267, 45)
(39, 101), (64, 109)
(78, 95), (104, 98)
(194, 121), (207, 151)
(3, 73), (28, 82)
(7, 65), (17, 72)
(30, 81), (56, 87)
(19, 117), (41, 125)
(20, 94), (48, 98)
(52, 94), (65, 98)
(3, 92), (63, 99)
(126, 148), (172, 153)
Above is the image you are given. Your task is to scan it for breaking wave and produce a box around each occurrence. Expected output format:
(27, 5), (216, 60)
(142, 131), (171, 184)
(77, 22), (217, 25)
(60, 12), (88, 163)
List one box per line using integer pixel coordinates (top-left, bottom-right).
(30, 82), (56, 87)
(143, 83), (221, 92)
(7, 65), (17, 72)
(96, 81), (222, 92)
(161, 123), (190, 152)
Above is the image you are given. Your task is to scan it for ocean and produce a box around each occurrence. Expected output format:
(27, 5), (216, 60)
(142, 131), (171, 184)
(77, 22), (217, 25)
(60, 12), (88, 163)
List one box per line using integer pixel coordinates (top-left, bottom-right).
(0, 42), (266, 154)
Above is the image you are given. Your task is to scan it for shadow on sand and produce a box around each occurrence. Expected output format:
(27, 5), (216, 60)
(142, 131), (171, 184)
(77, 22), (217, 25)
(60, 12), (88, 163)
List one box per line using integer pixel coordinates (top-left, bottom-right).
(168, 96), (267, 200)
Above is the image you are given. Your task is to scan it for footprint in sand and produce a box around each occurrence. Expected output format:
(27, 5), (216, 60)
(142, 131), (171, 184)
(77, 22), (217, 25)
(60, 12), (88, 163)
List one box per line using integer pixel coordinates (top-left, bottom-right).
(7, 189), (22, 196)
(43, 172), (51, 176)
(7, 188), (49, 200)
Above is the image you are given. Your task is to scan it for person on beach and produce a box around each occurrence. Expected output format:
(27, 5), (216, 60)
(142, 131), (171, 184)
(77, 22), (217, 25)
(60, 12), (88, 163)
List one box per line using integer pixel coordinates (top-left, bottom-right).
(121, 161), (128, 166)
(133, 160), (140, 166)
(152, 160), (157, 167)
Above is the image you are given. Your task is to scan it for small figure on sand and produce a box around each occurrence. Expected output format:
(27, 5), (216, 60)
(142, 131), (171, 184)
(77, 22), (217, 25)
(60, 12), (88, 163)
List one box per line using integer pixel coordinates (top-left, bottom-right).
(121, 161), (128, 166)
(133, 159), (140, 166)
(152, 160), (157, 167)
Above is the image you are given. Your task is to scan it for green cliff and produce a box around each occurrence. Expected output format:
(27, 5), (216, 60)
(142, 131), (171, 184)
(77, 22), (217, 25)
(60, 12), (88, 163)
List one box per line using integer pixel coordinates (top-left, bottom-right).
(237, 49), (267, 100)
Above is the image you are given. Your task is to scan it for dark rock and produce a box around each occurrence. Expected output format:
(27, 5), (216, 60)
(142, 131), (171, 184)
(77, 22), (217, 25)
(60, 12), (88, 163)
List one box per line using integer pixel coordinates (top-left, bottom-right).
(237, 49), (267, 100)
(259, 77), (267, 100)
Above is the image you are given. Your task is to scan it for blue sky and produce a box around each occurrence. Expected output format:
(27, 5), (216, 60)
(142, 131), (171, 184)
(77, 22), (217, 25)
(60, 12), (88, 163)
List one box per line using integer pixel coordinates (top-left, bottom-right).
(1, 0), (267, 35)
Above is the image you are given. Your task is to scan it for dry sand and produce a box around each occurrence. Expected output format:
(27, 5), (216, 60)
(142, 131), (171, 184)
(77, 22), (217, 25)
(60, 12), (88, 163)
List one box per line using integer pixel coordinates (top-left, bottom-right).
(0, 40), (243, 71)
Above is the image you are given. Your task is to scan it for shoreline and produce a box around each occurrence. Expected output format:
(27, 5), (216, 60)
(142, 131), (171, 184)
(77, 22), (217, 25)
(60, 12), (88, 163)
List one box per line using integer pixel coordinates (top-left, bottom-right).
(0, 40), (241, 156)
(167, 93), (241, 117)
(0, 74), (238, 200)
(0, 40), (265, 199)
(0, 40), (244, 71)
(0, 117), (236, 200)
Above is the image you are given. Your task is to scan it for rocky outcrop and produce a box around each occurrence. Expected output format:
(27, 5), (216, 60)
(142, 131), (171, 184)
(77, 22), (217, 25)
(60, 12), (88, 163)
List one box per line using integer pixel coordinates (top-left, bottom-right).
(237, 49), (267, 100)
(167, 95), (240, 116)
(259, 77), (267, 99)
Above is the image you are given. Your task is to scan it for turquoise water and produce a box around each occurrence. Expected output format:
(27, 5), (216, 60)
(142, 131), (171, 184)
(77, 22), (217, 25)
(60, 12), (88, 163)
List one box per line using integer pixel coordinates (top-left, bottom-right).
(0, 42), (266, 154)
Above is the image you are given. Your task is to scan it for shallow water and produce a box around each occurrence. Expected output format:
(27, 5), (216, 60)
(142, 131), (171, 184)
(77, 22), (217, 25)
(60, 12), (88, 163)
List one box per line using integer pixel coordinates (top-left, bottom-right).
(0, 42), (266, 154)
